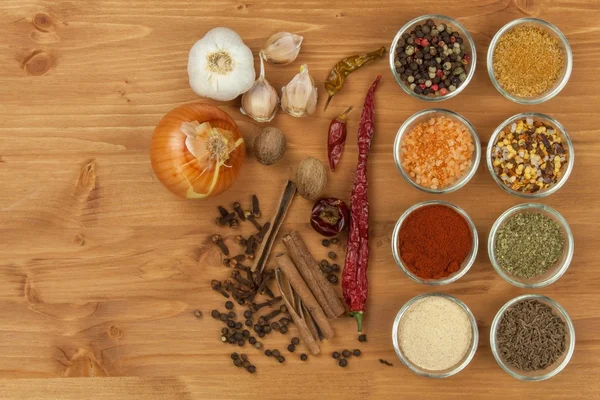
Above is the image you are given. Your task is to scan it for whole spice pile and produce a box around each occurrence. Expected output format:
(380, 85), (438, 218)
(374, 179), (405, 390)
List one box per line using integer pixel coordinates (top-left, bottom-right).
(491, 118), (568, 194)
(398, 296), (473, 371)
(496, 299), (567, 371)
(397, 204), (472, 280)
(394, 19), (471, 96)
(492, 25), (564, 98)
(400, 115), (475, 190)
(495, 212), (565, 279)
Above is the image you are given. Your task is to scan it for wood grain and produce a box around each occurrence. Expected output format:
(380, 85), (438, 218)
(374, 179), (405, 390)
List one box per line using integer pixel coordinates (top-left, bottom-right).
(1, 0), (599, 398)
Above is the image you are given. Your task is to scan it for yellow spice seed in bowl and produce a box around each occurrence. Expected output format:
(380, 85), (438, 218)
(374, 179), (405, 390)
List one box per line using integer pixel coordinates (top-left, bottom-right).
(401, 116), (475, 190)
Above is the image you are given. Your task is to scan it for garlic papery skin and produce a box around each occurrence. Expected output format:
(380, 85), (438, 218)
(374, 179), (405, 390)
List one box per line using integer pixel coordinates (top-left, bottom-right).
(281, 64), (318, 117)
(261, 32), (303, 65)
(188, 27), (255, 101)
(240, 56), (279, 122)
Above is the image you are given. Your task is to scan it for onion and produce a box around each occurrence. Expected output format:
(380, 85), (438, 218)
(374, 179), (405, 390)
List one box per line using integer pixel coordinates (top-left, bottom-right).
(150, 102), (245, 199)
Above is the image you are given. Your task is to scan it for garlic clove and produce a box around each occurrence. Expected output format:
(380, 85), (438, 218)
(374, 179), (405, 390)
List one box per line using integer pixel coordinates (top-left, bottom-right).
(281, 64), (318, 118)
(240, 56), (279, 123)
(261, 32), (303, 65)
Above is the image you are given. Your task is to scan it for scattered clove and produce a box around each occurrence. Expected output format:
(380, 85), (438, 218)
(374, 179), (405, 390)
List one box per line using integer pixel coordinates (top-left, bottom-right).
(245, 211), (262, 231)
(233, 202), (246, 221)
(252, 194), (261, 218)
(211, 280), (230, 298)
(379, 359), (394, 367)
(212, 235), (230, 256)
(256, 222), (271, 243)
(246, 235), (256, 256)
(235, 235), (248, 246)
(218, 206), (229, 218)
(223, 258), (231, 267)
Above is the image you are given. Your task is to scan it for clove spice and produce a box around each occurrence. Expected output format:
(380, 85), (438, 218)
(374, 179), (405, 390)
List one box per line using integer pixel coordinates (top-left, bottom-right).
(252, 194), (261, 218)
(212, 235), (230, 256)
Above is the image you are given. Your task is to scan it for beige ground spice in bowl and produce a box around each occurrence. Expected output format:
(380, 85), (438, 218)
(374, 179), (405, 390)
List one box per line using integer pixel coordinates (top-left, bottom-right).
(392, 293), (478, 378)
(487, 18), (572, 104)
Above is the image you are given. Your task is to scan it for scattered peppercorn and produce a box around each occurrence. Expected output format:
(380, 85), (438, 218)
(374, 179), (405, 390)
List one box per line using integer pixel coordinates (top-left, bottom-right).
(234, 332), (243, 341)
(280, 326), (289, 334)
(211, 310), (220, 319)
(300, 353), (308, 361)
(342, 350), (351, 358)
(328, 251), (337, 260)
(339, 359), (348, 367)
(322, 239), (331, 247)
(235, 322), (242, 330)
(258, 331), (265, 338)
(244, 310), (253, 319)
(331, 264), (340, 272)
(240, 354), (248, 361)
(272, 349), (281, 357)
(219, 314), (228, 322)
(227, 320), (236, 329)
(332, 351), (341, 359)
(271, 322), (280, 331)
(331, 238), (339, 244)
(242, 360), (250, 368)
(227, 311), (236, 319)
(234, 358), (243, 367)
(394, 18), (471, 97)
(245, 319), (253, 327)
(225, 301), (234, 310)
(194, 310), (203, 318)
(237, 340), (245, 346)
(247, 365), (256, 373)
(291, 337), (300, 345)
(358, 334), (367, 342)
(231, 352), (239, 360)
(249, 337), (257, 345)
(277, 356), (285, 363)
(287, 344), (296, 352)
(265, 349), (272, 357)
(353, 349), (361, 357)
(327, 274), (338, 284)
(320, 259), (330, 268)
(227, 336), (236, 344)
(221, 327), (229, 335)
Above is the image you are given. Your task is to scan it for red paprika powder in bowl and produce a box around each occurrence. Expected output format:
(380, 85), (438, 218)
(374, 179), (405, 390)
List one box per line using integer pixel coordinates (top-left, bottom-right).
(392, 200), (478, 285)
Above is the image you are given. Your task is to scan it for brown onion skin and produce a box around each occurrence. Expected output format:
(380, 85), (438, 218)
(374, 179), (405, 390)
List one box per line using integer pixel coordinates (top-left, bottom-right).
(150, 102), (245, 199)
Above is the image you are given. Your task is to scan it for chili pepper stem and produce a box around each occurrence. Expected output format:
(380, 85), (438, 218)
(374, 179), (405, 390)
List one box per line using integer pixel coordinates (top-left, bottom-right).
(338, 106), (353, 120)
(324, 94), (334, 111)
(349, 311), (363, 333)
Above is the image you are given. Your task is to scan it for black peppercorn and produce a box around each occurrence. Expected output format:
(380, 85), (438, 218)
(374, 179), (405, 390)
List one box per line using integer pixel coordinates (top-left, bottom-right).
(322, 239), (330, 247)
(300, 353), (308, 361)
(221, 327), (229, 335)
(291, 337), (300, 345)
(353, 349), (361, 357)
(247, 365), (256, 373)
(280, 326), (288, 334)
(242, 360), (250, 368)
(287, 344), (295, 352)
(231, 352), (239, 360)
(249, 337), (256, 345)
(244, 310), (253, 319)
(332, 352), (340, 359)
(242, 329), (250, 338)
(237, 299), (245, 306)
(358, 334), (367, 342)
(234, 332), (243, 341)
(235, 322), (242, 330)
(272, 349), (281, 357)
(327, 274), (338, 284)
(277, 356), (285, 363)
(245, 319), (253, 327)
(279, 318), (289, 326)
(253, 324), (262, 333)
(263, 325), (272, 334)
(233, 358), (243, 367)
(227, 336), (236, 344)
(342, 350), (351, 358)
(320, 259), (329, 268)
(225, 301), (234, 310)
(271, 322), (280, 331)
(211, 310), (220, 319)
(265, 349), (272, 357)
(227, 320), (235, 329)
(219, 314), (228, 322)
(258, 331), (265, 338)
(227, 311), (236, 319)
(339, 359), (348, 367)
(240, 354), (248, 361)
(237, 340), (245, 346)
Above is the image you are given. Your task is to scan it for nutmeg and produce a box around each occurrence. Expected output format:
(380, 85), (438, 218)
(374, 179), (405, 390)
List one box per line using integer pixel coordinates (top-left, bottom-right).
(253, 127), (286, 165)
(296, 157), (327, 200)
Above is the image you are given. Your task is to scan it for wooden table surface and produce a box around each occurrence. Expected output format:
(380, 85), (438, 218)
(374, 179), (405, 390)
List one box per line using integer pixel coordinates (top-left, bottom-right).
(1, 0), (599, 398)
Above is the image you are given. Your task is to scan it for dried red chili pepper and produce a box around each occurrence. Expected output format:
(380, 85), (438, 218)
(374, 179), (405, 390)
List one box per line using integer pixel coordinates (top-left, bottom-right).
(310, 197), (350, 237)
(342, 75), (381, 333)
(327, 106), (353, 172)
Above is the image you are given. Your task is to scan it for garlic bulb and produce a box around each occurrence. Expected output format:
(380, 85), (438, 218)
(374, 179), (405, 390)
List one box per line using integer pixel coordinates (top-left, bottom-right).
(281, 65), (318, 117)
(188, 27), (255, 101)
(240, 56), (279, 122)
(261, 32), (303, 65)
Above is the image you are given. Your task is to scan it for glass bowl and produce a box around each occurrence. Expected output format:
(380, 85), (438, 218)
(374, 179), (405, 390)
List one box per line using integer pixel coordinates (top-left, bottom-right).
(390, 14), (477, 101)
(490, 294), (575, 381)
(486, 112), (573, 198)
(392, 292), (479, 378)
(392, 200), (478, 285)
(394, 109), (481, 194)
(487, 18), (573, 104)
(488, 203), (574, 288)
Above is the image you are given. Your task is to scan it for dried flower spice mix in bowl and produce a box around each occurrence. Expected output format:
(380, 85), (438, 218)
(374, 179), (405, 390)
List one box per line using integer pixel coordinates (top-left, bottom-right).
(394, 109), (481, 193)
(488, 203), (574, 288)
(392, 293), (479, 378)
(390, 15), (476, 101)
(487, 18), (573, 104)
(491, 294), (575, 381)
(392, 200), (478, 285)
(487, 113), (573, 198)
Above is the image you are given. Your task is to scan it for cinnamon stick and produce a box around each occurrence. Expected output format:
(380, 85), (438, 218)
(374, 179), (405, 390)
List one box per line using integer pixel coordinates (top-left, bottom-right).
(274, 268), (320, 355)
(275, 253), (334, 339)
(285, 231), (345, 318)
(252, 180), (297, 273)
(283, 233), (336, 318)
